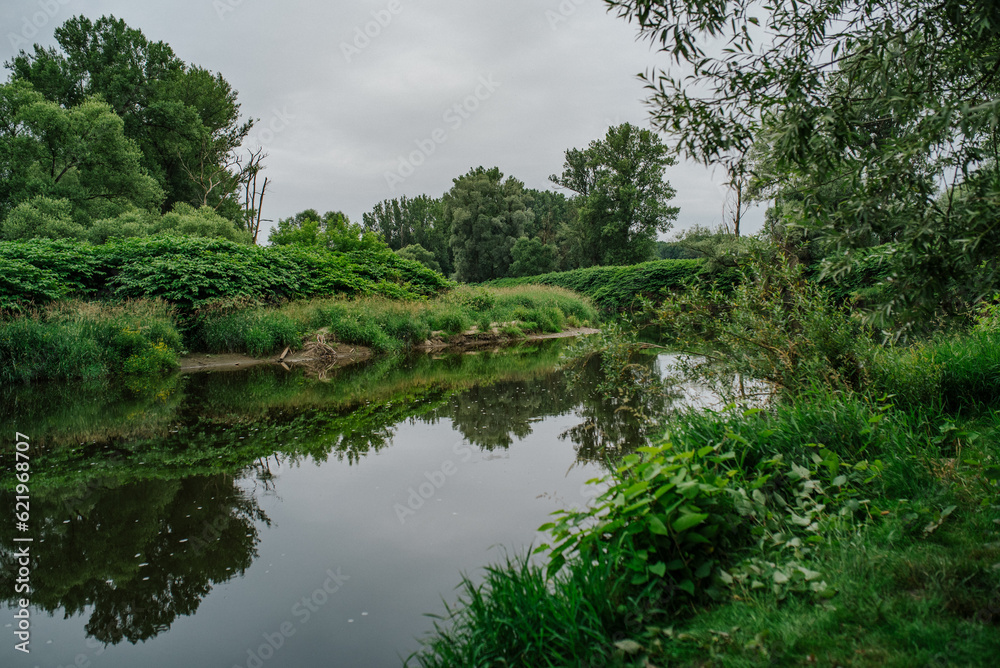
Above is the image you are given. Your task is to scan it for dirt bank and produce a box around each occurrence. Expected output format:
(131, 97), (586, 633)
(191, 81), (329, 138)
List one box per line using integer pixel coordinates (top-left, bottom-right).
(178, 327), (599, 373)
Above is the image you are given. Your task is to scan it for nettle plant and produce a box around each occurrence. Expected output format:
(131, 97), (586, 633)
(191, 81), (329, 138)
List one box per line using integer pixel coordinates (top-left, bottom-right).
(539, 441), (741, 597)
(538, 414), (884, 601)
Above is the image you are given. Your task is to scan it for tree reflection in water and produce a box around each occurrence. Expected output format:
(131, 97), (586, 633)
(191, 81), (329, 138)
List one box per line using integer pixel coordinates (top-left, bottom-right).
(0, 474), (267, 645)
(0, 339), (682, 647)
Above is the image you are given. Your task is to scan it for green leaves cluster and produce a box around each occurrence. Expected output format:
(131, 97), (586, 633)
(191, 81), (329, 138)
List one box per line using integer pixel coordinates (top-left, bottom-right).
(269, 209), (385, 253)
(489, 257), (736, 311)
(654, 253), (874, 401)
(607, 0), (1000, 326)
(7, 15), (252, 219)
(551, 123), (679, 267)
(444, 167), (535, 283)
(0, 236), (452, 312)
(540, 442), (737, 595)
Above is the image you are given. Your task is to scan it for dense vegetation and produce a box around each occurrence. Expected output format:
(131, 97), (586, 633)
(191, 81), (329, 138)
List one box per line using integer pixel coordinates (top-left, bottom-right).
(408, 0), (1000, 665)
(0, 279), (596, 384)
(0, 236), (450, 312)
(487, 258), (738, 311)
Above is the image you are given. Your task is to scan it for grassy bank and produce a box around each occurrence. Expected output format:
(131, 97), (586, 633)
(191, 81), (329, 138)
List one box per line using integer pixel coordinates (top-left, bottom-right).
(0, 299), (183, 384)
(409, 325), (1000, 666)
(0, 286), (598, 384)
(193, 285), (598, 356)
(485, 259), (738, 311)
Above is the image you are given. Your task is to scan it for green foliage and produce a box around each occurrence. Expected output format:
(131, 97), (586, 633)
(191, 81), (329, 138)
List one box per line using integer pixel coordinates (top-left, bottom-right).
(606, 0), (1000, 328)
(394, 243), (441, 274)
(445, 166), (535, 282)
(193, 305), (302, 357)
(654, 254), (875, 401)
(541, 441), (738, 593)
(0, 236), (452, 312)
(269, 209), (385, 253)
(410, 551), (630, 668)
(247, 285), (597, 353)
(509, 236), (557, 277)
(0, 238), (103, 306)
(551, 123), (679, 266)
(0, 258), (70, 310)
(871, 330), (1000, 414)
(8, 15), (252, 215)
(0, 300), (181, 384)
(2, 196), (84, 240)
(0, 81), (163, 227)
(152, 203), (251, 243)
(489, 258), (733, 311)
(362, 195), (452, 275)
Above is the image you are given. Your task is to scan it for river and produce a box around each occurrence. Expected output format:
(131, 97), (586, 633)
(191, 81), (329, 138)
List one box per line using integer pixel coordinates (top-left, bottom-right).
(1, 340), (690, 667)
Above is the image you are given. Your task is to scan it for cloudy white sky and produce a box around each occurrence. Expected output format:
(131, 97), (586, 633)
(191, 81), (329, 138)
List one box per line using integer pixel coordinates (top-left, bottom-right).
(2, 0), (764, 240)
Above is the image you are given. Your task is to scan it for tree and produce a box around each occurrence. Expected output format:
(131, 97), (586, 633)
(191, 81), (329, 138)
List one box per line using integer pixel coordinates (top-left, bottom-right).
(524, 189), (577, 245)
(395, 244), (442, 273)
(269, 209), (386, 252)
(362, 195), (451, 274)
(445, 167), (534, 282)
(551, 123), (679, 266)
(0, 81), (163, 229)
(604, 0), (1000, 324)
(510, 236), (557, 277)
(7, 15), (253, 221)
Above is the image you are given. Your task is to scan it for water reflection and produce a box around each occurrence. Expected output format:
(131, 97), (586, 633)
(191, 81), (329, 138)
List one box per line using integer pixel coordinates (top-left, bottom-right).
(0, 474), (266, 644)
(0, 340), (684, 656)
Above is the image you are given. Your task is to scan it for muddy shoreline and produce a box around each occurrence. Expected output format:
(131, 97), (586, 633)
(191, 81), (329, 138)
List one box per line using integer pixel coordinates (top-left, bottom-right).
(178, 327), (600, 373)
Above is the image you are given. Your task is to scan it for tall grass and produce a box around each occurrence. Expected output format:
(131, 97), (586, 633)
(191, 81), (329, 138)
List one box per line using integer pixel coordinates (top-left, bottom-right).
(409, 325), (1000, 666)
(871, 329), (1000, 414)
(194, 285), (599, 356)
(410, 551), (633, 668)
(0, 300), (182, 384)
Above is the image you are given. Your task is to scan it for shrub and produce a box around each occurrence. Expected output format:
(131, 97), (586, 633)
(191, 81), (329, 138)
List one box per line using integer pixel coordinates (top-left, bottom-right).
(0, 300), (182, 383)
(487, 259), (738, 311)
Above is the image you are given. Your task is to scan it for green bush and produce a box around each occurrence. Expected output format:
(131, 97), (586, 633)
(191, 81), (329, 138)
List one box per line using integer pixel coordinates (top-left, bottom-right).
(0, 236), (453, 312)
(487, 259), (738, 310)
(0, 300), (182, 383)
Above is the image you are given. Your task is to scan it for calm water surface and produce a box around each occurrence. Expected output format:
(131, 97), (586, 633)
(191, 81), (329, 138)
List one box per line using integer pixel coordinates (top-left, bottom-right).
(0, 341), (688, 667)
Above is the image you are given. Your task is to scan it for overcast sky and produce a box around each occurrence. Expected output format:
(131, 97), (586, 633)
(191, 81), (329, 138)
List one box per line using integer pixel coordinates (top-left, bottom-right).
(2, 0), (764, 240)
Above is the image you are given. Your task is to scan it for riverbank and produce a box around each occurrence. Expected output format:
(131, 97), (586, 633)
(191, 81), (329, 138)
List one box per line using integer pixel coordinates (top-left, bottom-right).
(409, 326), (1000, 666)
(0, 285), (599, 384)
(177, 326), (601, 373)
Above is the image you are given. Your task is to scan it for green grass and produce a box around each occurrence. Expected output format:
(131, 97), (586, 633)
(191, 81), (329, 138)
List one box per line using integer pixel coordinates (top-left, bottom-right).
(408, 329), (1000, 667)
(410, 551), (636, 668)
(486, 259), (738, 311)
(0, 299), (183, 384)
(194, 285), (599, 356)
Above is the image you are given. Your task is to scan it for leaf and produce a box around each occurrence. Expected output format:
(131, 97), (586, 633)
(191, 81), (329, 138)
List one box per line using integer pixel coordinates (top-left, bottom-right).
(648, 516), (670, 535)
(672, 512), (709, 532)
(649, 561), (667, 577)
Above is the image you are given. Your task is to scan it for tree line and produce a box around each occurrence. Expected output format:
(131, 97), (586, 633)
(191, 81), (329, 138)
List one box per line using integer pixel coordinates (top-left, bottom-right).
(1, 15), (267, 247)
(271, 121), (681, 283)
(0, 15), (683, 284)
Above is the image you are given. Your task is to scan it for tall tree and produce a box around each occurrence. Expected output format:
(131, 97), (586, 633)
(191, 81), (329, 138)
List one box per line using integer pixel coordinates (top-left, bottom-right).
(445, 167), (534, 283)
(551, 123), (679, 266)
(0, 81), (163, 232)
(7, 15), (253, 222)
(362, 195), (451, 275)
(605, 0), (1000, 323)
